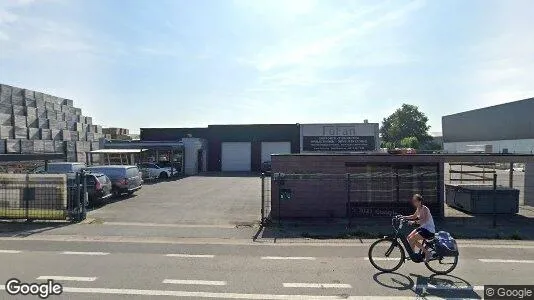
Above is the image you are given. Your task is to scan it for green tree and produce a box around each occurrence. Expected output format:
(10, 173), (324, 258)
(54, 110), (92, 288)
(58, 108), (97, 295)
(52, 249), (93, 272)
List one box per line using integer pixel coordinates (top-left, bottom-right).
(400, 136), (420, 149)
(380, 104), (432, 149)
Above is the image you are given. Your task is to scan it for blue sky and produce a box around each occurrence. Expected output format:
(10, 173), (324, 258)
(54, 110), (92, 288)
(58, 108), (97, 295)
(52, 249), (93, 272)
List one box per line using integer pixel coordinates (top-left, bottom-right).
(0, 0), (533, 133)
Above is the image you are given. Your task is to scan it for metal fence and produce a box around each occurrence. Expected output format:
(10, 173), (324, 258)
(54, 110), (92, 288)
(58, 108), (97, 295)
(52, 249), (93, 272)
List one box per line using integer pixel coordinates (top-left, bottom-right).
(0, 172), (87, 222)
(262, 169), (441, 225)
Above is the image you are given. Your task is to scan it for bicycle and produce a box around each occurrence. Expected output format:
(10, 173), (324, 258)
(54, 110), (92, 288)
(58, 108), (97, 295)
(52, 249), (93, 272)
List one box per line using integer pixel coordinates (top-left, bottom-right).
(368, 215), (459, 275)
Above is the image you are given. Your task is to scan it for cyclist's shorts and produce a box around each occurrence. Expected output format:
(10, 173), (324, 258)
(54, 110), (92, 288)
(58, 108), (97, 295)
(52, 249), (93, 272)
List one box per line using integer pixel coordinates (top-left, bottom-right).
(415, 227), (435, 239)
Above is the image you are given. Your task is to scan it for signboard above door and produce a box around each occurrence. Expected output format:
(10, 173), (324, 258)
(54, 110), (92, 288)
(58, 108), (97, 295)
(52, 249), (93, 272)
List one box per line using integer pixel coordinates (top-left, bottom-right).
(300, 123), (379, 152)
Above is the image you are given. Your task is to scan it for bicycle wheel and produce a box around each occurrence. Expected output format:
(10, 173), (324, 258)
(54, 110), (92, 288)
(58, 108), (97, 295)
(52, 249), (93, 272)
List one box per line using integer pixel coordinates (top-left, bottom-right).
(368, 238), (405, 272)
(425, 255), (458, 275)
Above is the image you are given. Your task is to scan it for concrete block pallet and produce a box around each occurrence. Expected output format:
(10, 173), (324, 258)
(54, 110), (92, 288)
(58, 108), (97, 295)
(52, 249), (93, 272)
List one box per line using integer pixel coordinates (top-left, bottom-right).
(0, 83), (107, 162)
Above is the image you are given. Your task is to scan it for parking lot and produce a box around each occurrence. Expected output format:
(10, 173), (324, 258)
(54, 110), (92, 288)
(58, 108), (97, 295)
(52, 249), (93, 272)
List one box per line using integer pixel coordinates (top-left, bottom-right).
(88, 174), (261, 226)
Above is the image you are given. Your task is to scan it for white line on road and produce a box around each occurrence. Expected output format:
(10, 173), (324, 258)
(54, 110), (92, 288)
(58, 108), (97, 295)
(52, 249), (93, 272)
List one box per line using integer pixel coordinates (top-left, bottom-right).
(0, 250), (21, 254)
(261, 256), (316, 260)
(165, 254), (215, 258)
(103, 221), (236, 229)
(0, 285), (435, 299)
(61, 251), (109, 256)
(364, 257), (400, 261)
(37, 276), (97, 282)
(283, 283), (352, 289)
(416, 284), (484, 291)
(478, 259), (534, 263)
(163, 279), (227, 286)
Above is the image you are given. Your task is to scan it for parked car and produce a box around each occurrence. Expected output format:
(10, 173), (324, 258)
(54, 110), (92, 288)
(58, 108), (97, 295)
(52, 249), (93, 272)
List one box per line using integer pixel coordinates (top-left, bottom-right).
(46, 162), (86, 174)
(85, 165), (143, 197)
(261, 161), (272, 175)
(156, 161), (182, 175)
(138, 163), (172, 179)
(85, 172), (113, 205)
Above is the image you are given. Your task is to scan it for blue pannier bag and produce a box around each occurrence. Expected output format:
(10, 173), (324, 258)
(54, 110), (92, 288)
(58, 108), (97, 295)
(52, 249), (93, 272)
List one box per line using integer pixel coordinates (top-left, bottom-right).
(435, 231), (459, 257)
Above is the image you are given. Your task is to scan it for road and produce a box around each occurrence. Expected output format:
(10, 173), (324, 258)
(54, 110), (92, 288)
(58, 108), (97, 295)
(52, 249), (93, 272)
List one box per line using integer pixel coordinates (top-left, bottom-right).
(1, 238), (534, 299)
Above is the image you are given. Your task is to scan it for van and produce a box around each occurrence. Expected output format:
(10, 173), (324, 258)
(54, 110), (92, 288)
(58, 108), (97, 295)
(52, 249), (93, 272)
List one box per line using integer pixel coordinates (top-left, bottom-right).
(46, 162), (86, 174)
(85, 165), (143, 197)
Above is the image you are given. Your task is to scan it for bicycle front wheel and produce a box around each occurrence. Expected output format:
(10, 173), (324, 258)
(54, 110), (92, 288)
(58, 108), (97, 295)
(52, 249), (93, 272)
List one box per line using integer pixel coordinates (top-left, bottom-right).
(368, 238), (405, 272)
(425, 255), (458, 275)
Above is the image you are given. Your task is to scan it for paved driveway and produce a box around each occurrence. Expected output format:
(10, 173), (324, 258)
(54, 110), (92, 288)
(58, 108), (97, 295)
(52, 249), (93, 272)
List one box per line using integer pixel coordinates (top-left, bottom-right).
(88, 175), (261, 225)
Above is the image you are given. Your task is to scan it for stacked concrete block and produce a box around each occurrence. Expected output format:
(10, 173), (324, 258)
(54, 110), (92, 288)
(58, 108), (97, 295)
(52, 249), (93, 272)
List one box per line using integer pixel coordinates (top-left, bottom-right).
(0, 126), (13, 139)
(102, 127), (131, 140)
(28, 128), (40, 140)
(6, 139), (20, 153)
(0, 83), (107, 162)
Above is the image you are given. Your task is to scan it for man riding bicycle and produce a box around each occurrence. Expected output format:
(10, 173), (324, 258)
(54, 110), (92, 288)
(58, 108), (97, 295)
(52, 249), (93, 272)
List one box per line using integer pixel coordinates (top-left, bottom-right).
(403, 194), (435, 262)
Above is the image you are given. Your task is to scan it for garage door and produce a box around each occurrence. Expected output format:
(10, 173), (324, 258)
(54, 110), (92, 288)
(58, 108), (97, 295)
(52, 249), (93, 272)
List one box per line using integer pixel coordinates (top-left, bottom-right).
(261, 142), (291, 163)
(221, 142), (252, 171)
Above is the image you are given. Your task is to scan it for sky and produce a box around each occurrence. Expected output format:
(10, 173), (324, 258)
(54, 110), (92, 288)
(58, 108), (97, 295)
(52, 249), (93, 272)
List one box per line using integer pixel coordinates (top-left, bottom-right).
(0, 0), (533, 134)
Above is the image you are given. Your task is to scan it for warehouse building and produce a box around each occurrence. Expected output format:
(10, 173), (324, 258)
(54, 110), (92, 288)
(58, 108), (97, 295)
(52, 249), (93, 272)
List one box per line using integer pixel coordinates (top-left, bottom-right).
(442, 97), (534, 154)
(141, 122), (380, 172)
(0, 84), (104, 162)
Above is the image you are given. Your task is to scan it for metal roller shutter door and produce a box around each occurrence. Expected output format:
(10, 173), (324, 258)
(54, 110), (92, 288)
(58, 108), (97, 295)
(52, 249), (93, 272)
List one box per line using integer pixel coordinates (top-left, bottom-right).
(221, 142), (251, 171)
(261, 142), (291, 163)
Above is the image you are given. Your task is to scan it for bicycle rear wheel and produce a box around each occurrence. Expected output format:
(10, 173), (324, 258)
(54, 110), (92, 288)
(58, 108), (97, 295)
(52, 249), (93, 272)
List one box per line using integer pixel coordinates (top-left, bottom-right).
(368, 238), (405, 272)
(425, 255), (458, 275)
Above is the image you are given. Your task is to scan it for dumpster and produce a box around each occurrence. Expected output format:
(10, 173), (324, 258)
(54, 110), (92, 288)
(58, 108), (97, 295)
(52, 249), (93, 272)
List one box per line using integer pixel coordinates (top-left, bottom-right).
(445, 184), (519, 214)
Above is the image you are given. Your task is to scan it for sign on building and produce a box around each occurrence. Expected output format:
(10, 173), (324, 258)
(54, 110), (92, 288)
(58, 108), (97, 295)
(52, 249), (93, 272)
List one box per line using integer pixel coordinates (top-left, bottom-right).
(300, 123), (380, 152)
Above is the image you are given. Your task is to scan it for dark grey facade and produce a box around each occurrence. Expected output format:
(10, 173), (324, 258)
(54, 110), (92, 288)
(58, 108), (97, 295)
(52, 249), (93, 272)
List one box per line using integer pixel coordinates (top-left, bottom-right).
(442, 97), (534, 143)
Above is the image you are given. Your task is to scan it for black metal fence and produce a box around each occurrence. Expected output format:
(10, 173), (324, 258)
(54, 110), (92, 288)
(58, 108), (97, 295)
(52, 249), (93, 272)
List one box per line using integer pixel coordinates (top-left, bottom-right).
(262, 169), (441, 225)
(0, 172), (87, 222)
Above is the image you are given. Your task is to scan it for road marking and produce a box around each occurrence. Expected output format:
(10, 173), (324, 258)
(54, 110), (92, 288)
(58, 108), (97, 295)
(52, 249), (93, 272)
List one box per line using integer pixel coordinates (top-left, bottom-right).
(103, 221), (236, 229)
(261, 256), (316, 260)
(0, 285), (433, 299)
(37, 276), (97, 282)
(0, 250), (21, 254)
(364, 257), (400, 261)
(283, 283), (352, 289)
(163, 279), (227, 286)
(165, 254), (215, 258)
(478, 259), (534, 263)
(416, 284), (484, 291)
(3, 235), (534, 249)
(61, 251), (109, 256)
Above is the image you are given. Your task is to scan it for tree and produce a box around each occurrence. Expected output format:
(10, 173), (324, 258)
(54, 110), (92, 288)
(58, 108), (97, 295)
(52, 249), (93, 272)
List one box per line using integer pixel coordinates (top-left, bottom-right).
(380, 104), (432, 149)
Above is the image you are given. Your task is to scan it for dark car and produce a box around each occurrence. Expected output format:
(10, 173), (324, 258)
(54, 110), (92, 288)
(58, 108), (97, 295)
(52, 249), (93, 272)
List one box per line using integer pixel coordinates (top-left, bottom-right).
(85, 165), (143, 197)
(261, 161), (272, 175)
(85, 173), (113, 205)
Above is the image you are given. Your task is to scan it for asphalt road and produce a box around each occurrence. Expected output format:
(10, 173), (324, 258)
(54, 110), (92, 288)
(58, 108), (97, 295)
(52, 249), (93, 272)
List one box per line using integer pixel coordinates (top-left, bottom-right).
(1, 238), (534, 299)
(88, 175), (261, 226)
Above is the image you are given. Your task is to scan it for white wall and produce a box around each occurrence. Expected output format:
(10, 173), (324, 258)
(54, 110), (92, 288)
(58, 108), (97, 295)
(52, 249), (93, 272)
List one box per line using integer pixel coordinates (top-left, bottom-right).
(182, 138), (207, 175)
(444, 139), (534, 154)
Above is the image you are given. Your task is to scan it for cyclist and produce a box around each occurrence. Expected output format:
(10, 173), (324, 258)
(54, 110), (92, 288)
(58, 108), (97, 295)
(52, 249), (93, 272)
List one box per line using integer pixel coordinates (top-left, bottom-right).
(403, 194), (435, 262)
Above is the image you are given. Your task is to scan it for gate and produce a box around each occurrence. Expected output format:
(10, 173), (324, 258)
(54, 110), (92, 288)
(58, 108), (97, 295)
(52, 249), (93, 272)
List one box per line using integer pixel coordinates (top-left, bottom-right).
(261, 166), (441, 225)
(0, 172), (87, 222)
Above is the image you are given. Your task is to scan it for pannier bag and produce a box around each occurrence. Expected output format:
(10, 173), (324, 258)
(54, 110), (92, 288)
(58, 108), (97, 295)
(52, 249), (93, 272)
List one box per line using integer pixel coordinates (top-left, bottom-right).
(435, 231), (459, 257)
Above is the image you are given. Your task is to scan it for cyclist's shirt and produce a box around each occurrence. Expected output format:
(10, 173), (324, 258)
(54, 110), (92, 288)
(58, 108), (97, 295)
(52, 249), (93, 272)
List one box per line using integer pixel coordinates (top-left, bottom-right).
(416, 205), (435, 233)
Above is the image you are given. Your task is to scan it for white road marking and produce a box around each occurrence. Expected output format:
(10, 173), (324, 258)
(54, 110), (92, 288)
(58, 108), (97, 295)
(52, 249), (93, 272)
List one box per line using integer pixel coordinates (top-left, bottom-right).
(37, 276), (97, 282)
(416, 284), (484, 291)
(261, 256), (316, 260)
(478, 259), (534, 263)
(163, 279), (227, 286)
(103, 221), (236, 229)
(283, 283), (352, 289)
(0, 285), (435, 299)
(0, 250), (21, 254)
(61, 251), (109, 256)
(3, 235), (534, 249)
(364, 257), (401, 261)
(165, 254), (215, 258)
